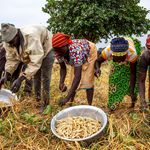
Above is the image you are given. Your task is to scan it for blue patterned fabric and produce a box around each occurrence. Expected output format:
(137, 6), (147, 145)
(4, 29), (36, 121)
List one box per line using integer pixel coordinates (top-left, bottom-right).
(111, 37), (129, 52)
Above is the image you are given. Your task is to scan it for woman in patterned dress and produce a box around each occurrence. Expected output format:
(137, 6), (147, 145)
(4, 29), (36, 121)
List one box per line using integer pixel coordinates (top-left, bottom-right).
(52, 33), (97, 106)
(94, 37), (139, 110)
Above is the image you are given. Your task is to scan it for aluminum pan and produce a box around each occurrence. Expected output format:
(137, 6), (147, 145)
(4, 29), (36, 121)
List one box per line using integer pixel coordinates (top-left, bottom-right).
(51, 105), (107, 142)
(0, 88), (18, 107)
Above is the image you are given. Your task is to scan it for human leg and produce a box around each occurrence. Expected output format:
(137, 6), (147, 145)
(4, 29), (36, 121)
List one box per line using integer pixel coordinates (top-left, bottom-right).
(34, 69), (41, 101)
(41, 51), (54, 108)
(86, 88), (94, 105)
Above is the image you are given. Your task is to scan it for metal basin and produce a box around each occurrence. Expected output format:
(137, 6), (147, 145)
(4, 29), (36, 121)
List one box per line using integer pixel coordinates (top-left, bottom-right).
(0, 89), (18, 107)
(51, 105), (108, 142)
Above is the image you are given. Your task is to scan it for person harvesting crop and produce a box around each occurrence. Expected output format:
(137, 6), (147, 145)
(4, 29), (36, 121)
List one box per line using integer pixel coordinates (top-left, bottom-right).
(95, 37), (141, 110)
(52, 33), (97, 106)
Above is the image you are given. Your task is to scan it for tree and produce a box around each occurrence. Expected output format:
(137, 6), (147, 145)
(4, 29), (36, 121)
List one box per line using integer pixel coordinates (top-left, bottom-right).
(42, 0), (150, 42)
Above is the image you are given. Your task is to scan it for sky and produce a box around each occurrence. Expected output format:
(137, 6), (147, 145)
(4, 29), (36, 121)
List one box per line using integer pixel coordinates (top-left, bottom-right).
(0, 0), (149, 46)
(0, 0), (49, 26)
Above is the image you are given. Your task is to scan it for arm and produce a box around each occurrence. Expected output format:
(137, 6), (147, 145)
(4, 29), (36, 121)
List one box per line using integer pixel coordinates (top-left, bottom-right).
(94, 56), (105, 77)
(138, 53), (148, 110)
(0, 72), (11, 89)
(59, 61), (67, 91)
(23, 38), (45, 80)
(129, 62), (137, 96)
(10, 36), (45, 92)
(4, 46), (20, 75)
(65, 66), (82, 100)
(95, 56), (106, 68)
(0, 46), (19, 89)
(59, 66), (82, 106)
(129, 61), (137, 107)
(94, 46), (110, 77)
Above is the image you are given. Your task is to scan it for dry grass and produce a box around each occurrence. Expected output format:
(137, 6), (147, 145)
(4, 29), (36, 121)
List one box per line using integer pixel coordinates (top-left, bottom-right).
(0, 63), (150, 150)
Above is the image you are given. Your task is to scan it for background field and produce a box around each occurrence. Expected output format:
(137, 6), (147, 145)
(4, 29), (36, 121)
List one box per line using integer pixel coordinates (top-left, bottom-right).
(0, 63), (150, 150)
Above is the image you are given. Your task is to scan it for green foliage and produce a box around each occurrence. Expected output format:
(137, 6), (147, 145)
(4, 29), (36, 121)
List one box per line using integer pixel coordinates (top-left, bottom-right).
(38, 119), (49, 133)
(43, 105), (52, 115)
(43, 0), (150, 42)
(20, 112), (40, 124)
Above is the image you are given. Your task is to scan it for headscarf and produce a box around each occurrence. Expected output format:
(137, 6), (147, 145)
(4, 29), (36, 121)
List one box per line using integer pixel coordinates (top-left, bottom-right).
(146, 34), (150, 45)
(52, 32), (72, 48)
(111, 37), (129, 56)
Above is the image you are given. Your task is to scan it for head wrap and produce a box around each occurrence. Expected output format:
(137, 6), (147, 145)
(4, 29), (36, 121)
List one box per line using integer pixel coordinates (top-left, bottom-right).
(52, 32), (72, 48)
(146, 35), (150, 49)
(1, 23), (17, 43)
(146, 35), (150, 44)
(111, 37), (129, 56)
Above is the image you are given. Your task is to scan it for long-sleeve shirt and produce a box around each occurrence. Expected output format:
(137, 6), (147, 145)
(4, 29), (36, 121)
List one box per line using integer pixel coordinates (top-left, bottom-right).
(3, 25), (53, 79)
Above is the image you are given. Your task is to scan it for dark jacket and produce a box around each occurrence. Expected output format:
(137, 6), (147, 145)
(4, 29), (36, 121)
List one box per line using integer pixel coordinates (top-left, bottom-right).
(0, 45), (6, 77)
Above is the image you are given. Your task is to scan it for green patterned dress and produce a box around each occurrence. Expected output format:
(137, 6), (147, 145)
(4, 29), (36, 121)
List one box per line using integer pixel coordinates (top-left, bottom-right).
(108, 38), (141, 110)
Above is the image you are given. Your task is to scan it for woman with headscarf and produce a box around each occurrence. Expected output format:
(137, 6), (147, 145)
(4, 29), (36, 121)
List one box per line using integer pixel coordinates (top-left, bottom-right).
(95, 37), (141, 110)
(52, 33), (97, 106)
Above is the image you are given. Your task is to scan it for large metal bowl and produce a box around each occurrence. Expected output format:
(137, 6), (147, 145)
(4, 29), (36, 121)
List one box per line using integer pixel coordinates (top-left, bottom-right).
(51, 105), (108, 142)
(0, 88), (18, 108)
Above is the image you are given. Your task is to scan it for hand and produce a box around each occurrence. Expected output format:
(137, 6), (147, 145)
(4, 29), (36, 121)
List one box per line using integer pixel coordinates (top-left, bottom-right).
(58, 97), (69, 106)
(0, 77), (5, 89)
(11, 76), (26, 93)
(11, 78), (22, 93)
(0, 72), (11, 89)
(94, 68), (101, 78)
(59, 83), (67, 92)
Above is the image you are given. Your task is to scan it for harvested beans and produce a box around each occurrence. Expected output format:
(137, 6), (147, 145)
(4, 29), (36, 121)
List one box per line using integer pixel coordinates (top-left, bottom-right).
(56, 116), (101, 139)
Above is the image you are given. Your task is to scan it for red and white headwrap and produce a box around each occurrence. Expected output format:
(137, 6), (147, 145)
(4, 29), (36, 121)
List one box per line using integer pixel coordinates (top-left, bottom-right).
(52, 32), (72, 48)
(146, 34), (150, 49)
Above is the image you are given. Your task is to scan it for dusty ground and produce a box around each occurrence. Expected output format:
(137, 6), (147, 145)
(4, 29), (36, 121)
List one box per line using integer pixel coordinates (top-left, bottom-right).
(0, 63), (150, 150)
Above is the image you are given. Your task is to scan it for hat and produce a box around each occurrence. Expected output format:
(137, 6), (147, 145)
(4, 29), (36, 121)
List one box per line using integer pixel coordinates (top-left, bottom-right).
(1, 23), (18, 42)
(52, 32), (72, 48)
(111, 37), (129, 56)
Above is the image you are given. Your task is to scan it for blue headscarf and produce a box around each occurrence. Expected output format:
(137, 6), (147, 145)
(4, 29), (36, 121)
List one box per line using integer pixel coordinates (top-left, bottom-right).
(111, 37), (129, 52)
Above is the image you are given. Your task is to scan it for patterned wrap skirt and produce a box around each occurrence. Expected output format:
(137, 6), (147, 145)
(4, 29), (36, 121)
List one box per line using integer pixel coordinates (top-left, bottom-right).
(108, 38), (141, 110)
